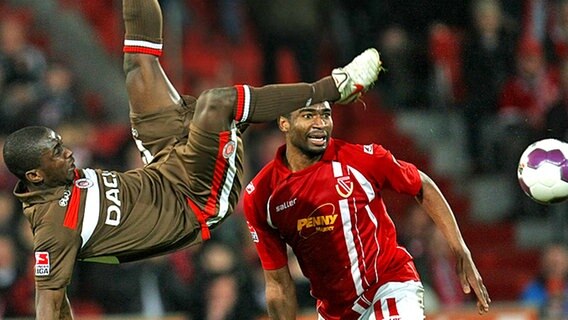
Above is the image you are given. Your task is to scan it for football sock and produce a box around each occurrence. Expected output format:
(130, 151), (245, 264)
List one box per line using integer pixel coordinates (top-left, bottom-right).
(123, 0), (163, 56)
(234, 76), (340, 123)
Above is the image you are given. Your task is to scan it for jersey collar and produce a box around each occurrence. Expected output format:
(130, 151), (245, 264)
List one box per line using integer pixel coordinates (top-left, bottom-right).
(273, 138), (336, 176)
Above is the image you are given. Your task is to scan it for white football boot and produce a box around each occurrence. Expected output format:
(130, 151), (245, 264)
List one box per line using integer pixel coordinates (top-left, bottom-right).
(332, 48), (383, 104)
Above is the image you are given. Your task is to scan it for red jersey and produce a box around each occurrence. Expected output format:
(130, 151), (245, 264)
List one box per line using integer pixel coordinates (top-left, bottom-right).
(243, 138), (423, 318)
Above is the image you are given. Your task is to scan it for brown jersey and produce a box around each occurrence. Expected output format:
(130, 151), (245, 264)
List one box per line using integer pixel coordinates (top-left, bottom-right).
(15, 167), (201, 289)
(15, 100), (245, 290)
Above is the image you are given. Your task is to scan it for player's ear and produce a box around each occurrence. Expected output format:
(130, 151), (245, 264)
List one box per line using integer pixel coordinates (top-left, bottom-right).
(278, 116), (290, 133)
(25, 169), (44, 184)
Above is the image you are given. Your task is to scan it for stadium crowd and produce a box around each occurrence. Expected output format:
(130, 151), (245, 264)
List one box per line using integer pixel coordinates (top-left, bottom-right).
(0, 0), (567, 319)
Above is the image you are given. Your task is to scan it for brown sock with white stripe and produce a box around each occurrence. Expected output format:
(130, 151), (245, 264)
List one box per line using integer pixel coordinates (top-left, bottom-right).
(123, 0), (163, 56)
(233, 76), (340, 123)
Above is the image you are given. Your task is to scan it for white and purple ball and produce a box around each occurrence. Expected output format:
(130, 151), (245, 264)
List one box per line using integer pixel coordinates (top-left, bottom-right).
(517, 138), (568, 205)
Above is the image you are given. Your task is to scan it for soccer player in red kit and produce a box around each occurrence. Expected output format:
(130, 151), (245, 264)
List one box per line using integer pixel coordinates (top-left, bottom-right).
(243, 102), (491, 319)
(1, 0), (384, 318)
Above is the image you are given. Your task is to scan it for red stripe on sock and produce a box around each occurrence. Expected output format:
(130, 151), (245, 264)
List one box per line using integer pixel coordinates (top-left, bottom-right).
(204, 131), (231, 217)
(123, 46), (163, 57)
(63, 170), (81, 230)
(234, 85), (244, 121)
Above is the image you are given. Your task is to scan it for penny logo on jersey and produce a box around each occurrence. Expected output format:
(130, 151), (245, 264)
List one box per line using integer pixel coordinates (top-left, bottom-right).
(335, 176), (353, 198)
(35, 252), (50, 276)
(297, 203), (337, 238)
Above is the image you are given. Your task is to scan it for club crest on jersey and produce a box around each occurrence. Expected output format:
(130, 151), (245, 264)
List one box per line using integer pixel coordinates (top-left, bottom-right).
(335, 176), (353, 198)
(364, 144), (373, 154)
(222, 140), (237, 159)
(35, 252), (50, 276)
(75, 178), (94, 189)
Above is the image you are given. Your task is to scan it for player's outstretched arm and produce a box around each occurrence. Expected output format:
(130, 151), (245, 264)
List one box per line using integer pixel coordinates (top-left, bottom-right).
(415, 170), (491, 315)
(36, 287), (74, 320)
(264, 266), (298, 320)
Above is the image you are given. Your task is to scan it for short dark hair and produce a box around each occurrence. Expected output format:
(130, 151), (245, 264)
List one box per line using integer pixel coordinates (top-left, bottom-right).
(3, 126), (51, 180)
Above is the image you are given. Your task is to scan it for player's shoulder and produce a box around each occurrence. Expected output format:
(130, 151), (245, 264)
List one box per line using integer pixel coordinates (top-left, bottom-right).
(334, 139), (388, 158)
(245, 160), (277, 198)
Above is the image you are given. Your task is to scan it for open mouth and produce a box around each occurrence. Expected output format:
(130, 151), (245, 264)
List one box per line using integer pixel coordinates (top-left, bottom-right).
(307, 132), (327, 146)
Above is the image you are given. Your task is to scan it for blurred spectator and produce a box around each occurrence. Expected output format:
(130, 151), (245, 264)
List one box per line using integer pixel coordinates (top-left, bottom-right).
(0, 14), (47, 134)
(398, 204), (470, 312)
(545, 59), (568, 141)
(397, 204), (440, 314)
(0, 235), (18, 314)
(490, 37), (559, 174)
(492, 37), (559, 219)
(2, 218), (35, 318)
(377, 25), (417, 109)
(246, 0), (326, 83)
(36, 63), (84, 129)
(243, 123), (285, 179)
(544, 0), (568, 66)
(427, 23), (464, 110)
(498, 38), (559, 134)
(189, 240), (262, 320)
(398, 204), (434, 286)
(521, 243), (568, 319)
(74, 263), (146, 314)
(461, 0), (518, 173)
(522, 0), (554, 54)
(139, 256), (192, 317)
(331, 0), (391, 65)
(0, 234), (35, 318)
(0, 136), (18, 192)
(0, 191), (18, 236)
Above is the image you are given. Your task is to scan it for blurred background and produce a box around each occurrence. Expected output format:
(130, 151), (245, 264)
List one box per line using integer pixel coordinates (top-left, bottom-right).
(0, 0), (567, 319)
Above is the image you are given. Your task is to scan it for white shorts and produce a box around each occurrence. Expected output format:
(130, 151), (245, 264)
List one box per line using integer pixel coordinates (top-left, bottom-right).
(319, 280), (425, 320)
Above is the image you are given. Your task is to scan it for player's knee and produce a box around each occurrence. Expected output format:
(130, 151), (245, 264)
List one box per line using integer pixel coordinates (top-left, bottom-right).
(195, 87), (236, 119)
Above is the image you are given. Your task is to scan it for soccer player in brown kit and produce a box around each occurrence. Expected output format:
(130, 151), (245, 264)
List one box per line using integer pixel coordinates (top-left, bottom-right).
(1, 0), (383, 319)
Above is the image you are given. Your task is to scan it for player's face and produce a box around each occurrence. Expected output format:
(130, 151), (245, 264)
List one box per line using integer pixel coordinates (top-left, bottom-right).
(36, 130), (76, 187)
(286, 102), (333, 156)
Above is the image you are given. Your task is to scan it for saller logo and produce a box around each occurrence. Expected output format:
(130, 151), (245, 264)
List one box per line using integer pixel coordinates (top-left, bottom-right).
(35, 252), (50, 276)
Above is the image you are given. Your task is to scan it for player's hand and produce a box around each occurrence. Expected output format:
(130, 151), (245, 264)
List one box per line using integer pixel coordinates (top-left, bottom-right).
(456, 250), (491, 314)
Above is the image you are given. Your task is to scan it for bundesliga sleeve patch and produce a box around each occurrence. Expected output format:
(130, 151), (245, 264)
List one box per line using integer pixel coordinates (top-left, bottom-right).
(35, 252), (50, 276)
(247, 221), (259, 243)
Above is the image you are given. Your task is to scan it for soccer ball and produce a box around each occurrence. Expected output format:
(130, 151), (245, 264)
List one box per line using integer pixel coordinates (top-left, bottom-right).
(517, 138), (568, 204)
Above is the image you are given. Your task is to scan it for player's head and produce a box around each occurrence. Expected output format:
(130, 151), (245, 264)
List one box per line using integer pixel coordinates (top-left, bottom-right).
(3, 126), (75, 187)
(278, 101), (333, 157)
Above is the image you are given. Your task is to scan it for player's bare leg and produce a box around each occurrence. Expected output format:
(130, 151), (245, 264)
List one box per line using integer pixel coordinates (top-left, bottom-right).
(122, 0), (384, 133)
(122, 0), (179, 114)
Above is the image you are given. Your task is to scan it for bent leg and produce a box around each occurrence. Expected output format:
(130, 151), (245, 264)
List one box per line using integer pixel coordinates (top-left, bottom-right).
(122, 0), (180, 114)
